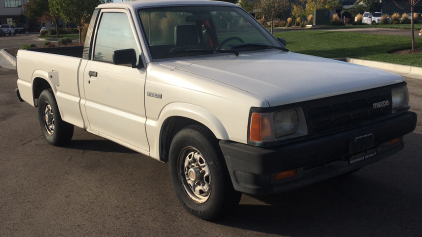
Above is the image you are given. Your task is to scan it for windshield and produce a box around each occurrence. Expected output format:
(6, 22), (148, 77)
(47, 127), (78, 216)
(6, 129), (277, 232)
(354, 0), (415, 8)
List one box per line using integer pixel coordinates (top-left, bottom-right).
(138, 6), (281, 59)
(372, 13), (382, 17)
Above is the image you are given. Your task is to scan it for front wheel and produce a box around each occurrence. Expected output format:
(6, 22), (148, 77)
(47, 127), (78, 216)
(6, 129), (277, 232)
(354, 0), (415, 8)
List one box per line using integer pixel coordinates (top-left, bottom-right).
(38, 89), (74, 146)
(169, 125), (241, 220)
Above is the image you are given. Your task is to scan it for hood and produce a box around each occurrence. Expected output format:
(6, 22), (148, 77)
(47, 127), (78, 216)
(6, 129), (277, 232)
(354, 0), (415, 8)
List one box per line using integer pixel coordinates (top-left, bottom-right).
(159, 51), (404, 107)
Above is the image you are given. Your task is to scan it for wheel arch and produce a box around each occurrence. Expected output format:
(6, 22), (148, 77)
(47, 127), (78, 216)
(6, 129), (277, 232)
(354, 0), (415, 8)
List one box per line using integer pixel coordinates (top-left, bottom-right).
(31, 70), (55, 107)
(31, 71), (64, 118)
(154, 103), (230, 162)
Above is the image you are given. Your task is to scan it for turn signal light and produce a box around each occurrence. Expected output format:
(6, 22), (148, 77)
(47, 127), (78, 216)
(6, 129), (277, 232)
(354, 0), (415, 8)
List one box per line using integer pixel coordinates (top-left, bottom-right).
(249, 113), (272, 142)
(389, 138), (401, 146)
(274, 169), (297, 181)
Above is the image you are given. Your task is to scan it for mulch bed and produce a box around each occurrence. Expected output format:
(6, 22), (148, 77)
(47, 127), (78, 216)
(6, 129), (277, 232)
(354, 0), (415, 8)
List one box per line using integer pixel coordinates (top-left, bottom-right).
(4, 48), (18, 58)
(390, 47), (422, 55)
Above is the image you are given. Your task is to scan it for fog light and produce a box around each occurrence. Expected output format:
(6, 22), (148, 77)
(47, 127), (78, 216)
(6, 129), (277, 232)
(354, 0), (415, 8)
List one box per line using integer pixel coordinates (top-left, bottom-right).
(274, 169), (297, 181)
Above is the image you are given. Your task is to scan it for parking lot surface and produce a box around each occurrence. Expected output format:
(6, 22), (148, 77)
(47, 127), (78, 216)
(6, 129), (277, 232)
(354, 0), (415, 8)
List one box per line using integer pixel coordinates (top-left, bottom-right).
(0, 33), (45, 49)
(1, 67), (421, 236)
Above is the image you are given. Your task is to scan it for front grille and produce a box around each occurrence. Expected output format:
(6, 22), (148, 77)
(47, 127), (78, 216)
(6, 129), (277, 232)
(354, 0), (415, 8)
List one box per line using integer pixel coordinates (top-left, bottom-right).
(305, 92), (392, 135)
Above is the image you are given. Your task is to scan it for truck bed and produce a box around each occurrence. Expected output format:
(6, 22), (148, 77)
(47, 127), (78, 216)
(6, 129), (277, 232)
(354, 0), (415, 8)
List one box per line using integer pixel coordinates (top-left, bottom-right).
(17, 47), (85, 128)
(27, 46), (84, 58)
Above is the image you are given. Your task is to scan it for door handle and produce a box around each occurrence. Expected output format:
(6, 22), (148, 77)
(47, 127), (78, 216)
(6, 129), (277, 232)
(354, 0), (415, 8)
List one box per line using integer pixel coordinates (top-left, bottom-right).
(89, 71), (98, 77)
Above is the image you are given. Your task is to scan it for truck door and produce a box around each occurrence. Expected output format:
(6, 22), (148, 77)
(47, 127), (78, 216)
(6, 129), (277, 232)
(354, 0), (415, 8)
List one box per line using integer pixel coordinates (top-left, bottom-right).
(82, 9), (149, 153)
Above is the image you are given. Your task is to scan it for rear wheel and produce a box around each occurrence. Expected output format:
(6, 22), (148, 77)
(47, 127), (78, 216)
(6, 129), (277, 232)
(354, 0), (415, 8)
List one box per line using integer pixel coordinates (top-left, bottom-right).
(38, 89), (74, 146)
(169, 125), (241, 220)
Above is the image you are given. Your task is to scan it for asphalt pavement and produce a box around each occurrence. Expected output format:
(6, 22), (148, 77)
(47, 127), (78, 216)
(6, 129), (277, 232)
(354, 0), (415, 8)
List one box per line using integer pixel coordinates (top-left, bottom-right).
(0, 33), (45, 49)
(0, 66), (421, 236)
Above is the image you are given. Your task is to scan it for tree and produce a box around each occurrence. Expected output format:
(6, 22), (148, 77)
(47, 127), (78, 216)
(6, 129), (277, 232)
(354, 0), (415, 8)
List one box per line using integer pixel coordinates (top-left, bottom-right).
(49, 0), (62, 38)
(257, 0), (290, 34)
(239, 0), (253, 13)
(23, 0), (49, 20)
(348, 4), (366, 17)
(59, 0), (103, 42)
(391, 0), (421, 51)
(363, 0), (381, 13)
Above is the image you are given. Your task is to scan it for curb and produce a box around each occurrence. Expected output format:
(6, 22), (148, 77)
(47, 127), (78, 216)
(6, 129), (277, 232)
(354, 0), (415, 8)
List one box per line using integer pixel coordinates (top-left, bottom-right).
(0, 49), (16, 67)
(343, 57), (422, 80)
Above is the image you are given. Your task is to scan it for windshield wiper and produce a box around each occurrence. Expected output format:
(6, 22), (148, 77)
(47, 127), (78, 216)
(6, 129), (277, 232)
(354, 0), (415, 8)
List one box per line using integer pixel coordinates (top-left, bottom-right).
(230, 43), (289, 52)
(163, 49), (239, 58)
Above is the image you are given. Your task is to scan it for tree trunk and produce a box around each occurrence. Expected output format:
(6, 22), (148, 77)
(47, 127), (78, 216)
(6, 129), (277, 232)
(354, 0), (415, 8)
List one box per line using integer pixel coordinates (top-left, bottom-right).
(411, 6), (415, 51)
(55, 19), (60, 39)
(79, 24), (82, 45)
(271, 19), (274, 35)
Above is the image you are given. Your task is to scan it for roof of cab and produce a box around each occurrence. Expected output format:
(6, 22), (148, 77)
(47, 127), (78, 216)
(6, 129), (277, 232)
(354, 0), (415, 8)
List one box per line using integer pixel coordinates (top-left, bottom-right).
(97, 0), (236, 10)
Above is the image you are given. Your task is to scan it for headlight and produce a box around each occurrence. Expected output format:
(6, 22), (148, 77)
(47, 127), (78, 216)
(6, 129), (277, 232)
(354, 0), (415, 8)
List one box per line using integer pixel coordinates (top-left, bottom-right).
(274, 110), (298, 137)
(392, 86), (409, 111)
(249, 108), (307, 144)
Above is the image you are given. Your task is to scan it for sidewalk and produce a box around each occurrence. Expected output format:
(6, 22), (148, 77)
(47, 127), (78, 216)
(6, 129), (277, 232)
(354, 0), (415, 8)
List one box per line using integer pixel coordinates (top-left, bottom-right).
(0, 49), (15, 70)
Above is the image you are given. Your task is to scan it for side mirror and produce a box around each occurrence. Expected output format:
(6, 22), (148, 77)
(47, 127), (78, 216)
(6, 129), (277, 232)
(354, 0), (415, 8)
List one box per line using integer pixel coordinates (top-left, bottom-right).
(113, 49), (137, 68)
(277, 38), (287, 47)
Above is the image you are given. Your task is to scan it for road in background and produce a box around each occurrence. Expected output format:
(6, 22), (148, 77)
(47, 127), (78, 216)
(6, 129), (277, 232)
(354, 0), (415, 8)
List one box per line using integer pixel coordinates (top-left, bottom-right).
(1, 67), (421, 236)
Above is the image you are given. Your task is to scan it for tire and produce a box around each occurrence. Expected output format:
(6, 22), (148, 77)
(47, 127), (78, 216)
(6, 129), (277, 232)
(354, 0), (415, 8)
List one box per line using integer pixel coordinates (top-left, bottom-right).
(8, 32), (11, 36)
(169, 125), (241, 220)
(38, 89), (74, 146)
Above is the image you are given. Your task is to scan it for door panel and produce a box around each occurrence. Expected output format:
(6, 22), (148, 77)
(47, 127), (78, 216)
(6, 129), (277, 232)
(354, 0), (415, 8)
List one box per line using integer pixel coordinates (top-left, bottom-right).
(83, 61), (148, 151)
(82, 11), (149, 152)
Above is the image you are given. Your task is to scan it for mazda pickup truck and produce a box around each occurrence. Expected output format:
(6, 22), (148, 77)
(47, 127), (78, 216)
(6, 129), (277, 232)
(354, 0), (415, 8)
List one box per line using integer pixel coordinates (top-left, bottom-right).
(16, 0), (417, 220)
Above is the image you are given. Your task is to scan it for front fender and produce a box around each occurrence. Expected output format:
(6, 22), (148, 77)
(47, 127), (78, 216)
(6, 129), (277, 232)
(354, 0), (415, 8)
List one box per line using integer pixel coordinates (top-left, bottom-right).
(146, 102), (230, 160)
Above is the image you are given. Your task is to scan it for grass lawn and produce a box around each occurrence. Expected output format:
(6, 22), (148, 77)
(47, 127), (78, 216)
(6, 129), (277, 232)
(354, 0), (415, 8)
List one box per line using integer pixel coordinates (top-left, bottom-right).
(39, 33), (79, 40)
(272, 23), (422, 31)
(273, 30), (422, 67)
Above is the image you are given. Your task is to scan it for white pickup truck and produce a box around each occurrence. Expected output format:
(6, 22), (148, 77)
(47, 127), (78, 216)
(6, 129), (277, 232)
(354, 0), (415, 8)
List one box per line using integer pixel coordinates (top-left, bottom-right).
(16, 0), (417, 220)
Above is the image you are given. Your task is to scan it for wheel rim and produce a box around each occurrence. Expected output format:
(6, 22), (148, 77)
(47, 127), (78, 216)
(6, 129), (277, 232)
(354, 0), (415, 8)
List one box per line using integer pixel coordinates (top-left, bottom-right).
(43, 102), (55, 135)
(178, 147), (211, 203)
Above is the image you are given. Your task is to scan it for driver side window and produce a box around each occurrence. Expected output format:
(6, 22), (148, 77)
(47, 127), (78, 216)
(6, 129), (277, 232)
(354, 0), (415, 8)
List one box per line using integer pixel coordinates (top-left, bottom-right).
(93, 12), (140, 65)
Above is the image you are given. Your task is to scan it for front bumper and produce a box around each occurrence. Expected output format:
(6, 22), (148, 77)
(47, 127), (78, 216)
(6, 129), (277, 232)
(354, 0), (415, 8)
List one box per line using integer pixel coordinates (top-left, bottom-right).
(220, 112), (417, 195)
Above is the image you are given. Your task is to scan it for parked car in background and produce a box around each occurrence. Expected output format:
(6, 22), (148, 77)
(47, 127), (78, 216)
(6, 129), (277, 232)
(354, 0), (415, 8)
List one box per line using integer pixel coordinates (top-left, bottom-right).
(0, 24), (16, 36)
(0, 28), (6, 37)
(371, 12), (383, 24)
(14, 23), (26, 34)
(40, 26), (56, 33)
(407, 13), (421, 21)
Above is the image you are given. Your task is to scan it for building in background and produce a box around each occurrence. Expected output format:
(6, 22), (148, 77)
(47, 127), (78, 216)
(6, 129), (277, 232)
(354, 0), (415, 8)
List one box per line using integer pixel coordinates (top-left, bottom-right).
(0, 0), (28, 26)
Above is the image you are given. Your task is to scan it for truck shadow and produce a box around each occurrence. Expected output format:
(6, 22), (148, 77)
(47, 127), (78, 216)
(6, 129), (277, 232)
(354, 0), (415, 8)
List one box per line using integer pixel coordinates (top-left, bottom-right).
(216, 132), (422, 236)
(65, 139), (137, 154)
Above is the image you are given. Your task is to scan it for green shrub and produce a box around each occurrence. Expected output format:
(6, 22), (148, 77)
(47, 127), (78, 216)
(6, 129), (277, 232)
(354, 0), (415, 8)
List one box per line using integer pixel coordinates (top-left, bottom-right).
(40, 30), (48, 36)
(20, 45), (30, 50)
(279, 21), (286, 27)
(44, 41), (51, 46)
(295, 19), (300, 26)
(58, 37), (72, 45)
(29, 44), (36, 48)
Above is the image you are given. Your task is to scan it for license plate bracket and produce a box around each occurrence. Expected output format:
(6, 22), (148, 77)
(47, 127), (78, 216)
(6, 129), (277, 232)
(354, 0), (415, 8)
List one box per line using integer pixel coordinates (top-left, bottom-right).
(349, 133), (375, 155)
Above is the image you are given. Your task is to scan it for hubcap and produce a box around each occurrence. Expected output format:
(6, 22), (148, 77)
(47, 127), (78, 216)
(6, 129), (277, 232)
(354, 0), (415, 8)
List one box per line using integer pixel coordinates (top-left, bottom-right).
(43, 103), (55, 135)
(178, 147), (211, 203)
